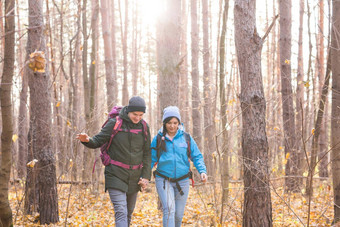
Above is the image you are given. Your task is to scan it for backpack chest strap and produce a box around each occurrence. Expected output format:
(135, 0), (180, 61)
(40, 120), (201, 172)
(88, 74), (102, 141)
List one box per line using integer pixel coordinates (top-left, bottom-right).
(117, 128), (142, 134)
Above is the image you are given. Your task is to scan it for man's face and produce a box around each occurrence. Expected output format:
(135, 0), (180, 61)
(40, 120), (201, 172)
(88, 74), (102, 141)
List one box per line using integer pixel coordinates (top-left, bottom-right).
(128, 111), (144, 124)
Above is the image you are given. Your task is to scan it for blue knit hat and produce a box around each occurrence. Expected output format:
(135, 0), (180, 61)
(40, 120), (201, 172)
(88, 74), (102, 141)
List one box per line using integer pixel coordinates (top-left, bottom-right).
(162, 106), (181, 122)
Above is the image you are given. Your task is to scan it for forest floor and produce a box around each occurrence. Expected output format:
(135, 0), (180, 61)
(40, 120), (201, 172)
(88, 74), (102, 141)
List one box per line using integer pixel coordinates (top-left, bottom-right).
(9, 178), (333, 226)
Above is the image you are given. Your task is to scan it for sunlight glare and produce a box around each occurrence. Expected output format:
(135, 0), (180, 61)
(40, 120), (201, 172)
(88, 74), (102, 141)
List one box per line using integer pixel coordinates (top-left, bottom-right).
(140, 0), (165, 25)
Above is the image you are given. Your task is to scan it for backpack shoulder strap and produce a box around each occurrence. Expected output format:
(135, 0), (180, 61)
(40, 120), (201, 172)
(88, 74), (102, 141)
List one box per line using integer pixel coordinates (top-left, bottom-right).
(141, 120), (148, 141)
(183, 132), (191, 159)
(106, 116), (123, 151)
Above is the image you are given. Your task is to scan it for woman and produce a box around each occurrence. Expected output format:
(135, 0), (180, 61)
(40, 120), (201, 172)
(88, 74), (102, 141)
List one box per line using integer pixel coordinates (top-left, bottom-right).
(76, 96), (151, 227)
(151, 106), (207, 227)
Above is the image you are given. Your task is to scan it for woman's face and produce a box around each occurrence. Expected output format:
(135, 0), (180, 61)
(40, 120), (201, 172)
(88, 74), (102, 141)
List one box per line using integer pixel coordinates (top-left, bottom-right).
(165, 117), (179, 135)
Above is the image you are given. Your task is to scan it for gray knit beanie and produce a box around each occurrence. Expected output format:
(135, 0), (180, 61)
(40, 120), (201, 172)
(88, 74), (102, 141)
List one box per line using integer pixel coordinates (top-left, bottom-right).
(127, 96), (146, 113)
(162, 106), (181, 122)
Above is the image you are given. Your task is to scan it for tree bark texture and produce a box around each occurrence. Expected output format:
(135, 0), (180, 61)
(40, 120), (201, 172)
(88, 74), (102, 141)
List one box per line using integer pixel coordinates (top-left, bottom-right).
(279, 0), (299, 192)
(317, 0), (329, 178)
(219, 0), (230, 210)
(100, 0), (116, 110)
(190, 0), (202, 148)
(110, 0), (118, 100)
(202, 0), (216, 180)
(0, 0), (15, 226)
(179, 0), (189, 128)
(89, 0), (100, 186)
(16, 0), (28, 179)
(331, 0), (340, 223)
(234, 0), (273, 226)
(17, 62), (29, 180)
(82, 0), (92, 182)
(157, 0), (181, 110)
(295, 0), (304, 185)
(122, 0), (129, 105)
(24, 0), (59, 223)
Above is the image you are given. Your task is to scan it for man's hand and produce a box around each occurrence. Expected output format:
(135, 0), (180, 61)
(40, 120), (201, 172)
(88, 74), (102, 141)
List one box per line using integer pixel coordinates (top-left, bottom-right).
(76, 133), (90, 142)
(138, 178), (149, 192)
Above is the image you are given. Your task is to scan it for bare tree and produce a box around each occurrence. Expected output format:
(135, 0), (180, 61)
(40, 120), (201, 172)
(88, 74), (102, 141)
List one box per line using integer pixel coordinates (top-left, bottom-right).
(121, 0), (129, 104)
(191, 0), (202, 148)
(0, 0), (15, 226)
(100, 0), (115, 110)
(157, 0), (181, 109)
(179, 0), (189, 128)
(24, 0), (59, 223)
(331, 0), (340, 224)
(295, 0), (304, 184)
(279, 0), (299, 192)
(234, 0), (273, 225)
(218, 0), (230, 216)
(110, 0), (118, 100)
(317, 0), (328, 178)
(202, 0), (216, 179)
(17, 0), (28, 179)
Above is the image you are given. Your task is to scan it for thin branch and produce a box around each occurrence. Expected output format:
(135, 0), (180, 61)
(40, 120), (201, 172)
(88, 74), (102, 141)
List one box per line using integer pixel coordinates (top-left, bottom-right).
(261, 14), (279, 42)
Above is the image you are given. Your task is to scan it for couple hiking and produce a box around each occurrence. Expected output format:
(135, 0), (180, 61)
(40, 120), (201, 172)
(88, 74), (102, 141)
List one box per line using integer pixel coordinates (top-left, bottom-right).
(76, 96), (207, 227)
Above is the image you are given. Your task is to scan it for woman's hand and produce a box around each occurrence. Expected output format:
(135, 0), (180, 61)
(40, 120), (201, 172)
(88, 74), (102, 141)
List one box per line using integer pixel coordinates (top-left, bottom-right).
(200, 173), (208, 183)
(76, 133), (90, 142)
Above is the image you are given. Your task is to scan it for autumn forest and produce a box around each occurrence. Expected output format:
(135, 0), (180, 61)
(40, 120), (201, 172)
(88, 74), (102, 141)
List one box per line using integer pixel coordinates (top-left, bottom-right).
(1, 0), (340, 226)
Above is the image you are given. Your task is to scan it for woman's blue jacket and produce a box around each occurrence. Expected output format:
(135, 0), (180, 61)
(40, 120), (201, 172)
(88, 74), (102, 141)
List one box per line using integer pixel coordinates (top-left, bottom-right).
(151, 128), (207, 179)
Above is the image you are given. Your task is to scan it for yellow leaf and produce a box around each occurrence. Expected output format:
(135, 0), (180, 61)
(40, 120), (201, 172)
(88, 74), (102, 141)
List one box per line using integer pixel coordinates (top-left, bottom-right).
(285, 59), (290, 65)
(312, 128), (315, 135)
(27, 159), (38, 168)
(67, 120), (71, 127)
(12, 134), (18, 143)
(279, 146), (284, 150)
(304, 81), (310, 88)
(92, 60), (96, 64)
(286, 153), (290, 159)
(273, 127), (280, 131)
(56, 101), (61, 107)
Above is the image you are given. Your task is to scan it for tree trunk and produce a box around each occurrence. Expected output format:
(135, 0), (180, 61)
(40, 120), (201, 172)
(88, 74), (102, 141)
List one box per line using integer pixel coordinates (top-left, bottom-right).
(110, 0), (118, 101)
(190, 0), (202, 148)
(89, 0), (99, 188)
(234, 0), (273, 226)
(0, 0), (14, 226)
(46, 0), (65, 178)
(24, 0), (59, 223)
(317, 0), (328, 178)
(179, 0), (189, 128)
(295, 0), (304, 185)
(157, 0), (181, 110)
(202, 0), (216, 181)
(279, 0), (299, 192)
(121, 0), (129, 105)
(219, 0), (230, 217)
(331, 0), (340, 223)
(82, 0), (92, 182)
(305, 2), (312, 151)
(100, 0), (115, 110)
(17, 1), (28, 179)
(131, 1), (139, 95)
